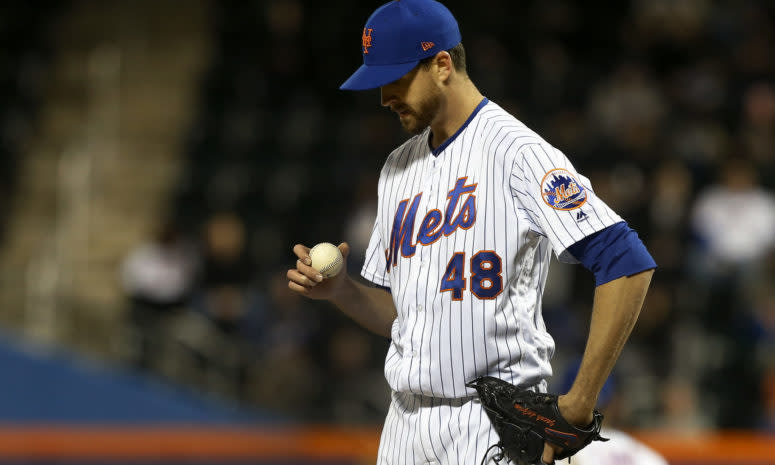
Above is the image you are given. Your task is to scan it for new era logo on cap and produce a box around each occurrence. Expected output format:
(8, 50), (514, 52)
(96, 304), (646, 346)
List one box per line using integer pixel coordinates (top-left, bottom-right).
(340, 0), (462, 91)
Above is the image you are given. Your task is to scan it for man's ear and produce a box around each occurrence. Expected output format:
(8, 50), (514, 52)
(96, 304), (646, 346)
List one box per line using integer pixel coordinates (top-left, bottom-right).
(433, 50), (453, 83)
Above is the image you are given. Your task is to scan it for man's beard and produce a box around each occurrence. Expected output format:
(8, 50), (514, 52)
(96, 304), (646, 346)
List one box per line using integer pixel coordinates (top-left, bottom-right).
(399, 92), (441, 135)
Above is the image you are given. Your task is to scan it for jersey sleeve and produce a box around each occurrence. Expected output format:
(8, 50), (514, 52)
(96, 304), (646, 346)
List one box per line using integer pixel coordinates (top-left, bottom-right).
(510, 142), (623, 263)
(360, 215), (390, 287)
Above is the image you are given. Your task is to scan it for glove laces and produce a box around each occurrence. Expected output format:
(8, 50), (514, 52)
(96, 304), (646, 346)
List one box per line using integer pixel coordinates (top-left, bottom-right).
(480, 443), (506, 465)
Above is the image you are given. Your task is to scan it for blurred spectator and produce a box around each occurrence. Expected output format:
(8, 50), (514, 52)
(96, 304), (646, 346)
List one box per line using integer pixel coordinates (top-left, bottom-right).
(690, 157), (775, 276)
(174, 212), (265, 399)
(198, 212), (255, 333)
(688, 157), (775, 428)
(120, 221), (199, 371)
(650, 160), (693, 234)
(587, 63), (666, 157)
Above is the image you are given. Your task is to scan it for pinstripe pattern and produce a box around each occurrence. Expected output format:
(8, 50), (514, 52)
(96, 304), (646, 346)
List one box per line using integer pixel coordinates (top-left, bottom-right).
(376, 392), (499, 465)
(362, 99), (622, 464)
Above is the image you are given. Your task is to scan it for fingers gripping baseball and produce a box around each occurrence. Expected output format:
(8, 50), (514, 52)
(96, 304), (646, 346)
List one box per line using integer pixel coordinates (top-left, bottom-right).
(287, 242), (349, 299)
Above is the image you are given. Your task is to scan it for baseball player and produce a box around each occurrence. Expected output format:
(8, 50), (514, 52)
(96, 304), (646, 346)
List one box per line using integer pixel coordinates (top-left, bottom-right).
(287, 1), (656, 464)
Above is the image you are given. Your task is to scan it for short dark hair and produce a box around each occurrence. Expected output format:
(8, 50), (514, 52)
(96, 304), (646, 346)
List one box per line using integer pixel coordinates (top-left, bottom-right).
(420, 42), (467, 74)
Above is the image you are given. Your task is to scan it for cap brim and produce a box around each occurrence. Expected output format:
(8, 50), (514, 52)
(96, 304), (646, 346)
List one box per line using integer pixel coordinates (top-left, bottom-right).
(339, 61), (419, 91)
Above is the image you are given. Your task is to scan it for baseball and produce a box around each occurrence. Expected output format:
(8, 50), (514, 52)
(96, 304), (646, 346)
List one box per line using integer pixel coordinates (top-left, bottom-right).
(309, 242), (344, 278)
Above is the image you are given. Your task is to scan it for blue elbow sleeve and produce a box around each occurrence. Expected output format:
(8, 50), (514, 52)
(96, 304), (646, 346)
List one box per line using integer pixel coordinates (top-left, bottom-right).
(567, 222), (656, 286)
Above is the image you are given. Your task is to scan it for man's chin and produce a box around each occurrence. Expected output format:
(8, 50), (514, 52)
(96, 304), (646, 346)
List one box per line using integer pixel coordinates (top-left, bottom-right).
(400, 116), (428, 135)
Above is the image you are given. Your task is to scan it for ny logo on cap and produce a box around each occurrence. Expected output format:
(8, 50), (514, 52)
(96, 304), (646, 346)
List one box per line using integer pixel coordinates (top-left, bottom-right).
(362, 28), (374, 54)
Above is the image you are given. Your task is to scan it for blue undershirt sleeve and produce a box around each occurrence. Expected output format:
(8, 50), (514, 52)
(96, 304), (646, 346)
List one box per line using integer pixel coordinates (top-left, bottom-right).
(567, 222), (657, 286)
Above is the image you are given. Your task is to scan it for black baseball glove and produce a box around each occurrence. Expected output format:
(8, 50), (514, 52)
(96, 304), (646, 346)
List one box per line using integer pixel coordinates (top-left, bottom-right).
(466, 376), (607, 465)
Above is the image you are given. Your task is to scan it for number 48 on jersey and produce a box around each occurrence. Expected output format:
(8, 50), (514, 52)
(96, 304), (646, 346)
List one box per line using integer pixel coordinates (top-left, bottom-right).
(440, 250), (503, 300)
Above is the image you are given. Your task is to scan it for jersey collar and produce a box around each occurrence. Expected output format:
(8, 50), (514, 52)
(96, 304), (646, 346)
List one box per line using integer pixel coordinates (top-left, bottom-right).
(429, 97), (489, 157)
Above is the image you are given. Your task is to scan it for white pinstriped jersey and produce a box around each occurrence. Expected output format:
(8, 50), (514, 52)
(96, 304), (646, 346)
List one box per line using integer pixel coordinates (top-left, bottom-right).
(362, 99), (622, 398)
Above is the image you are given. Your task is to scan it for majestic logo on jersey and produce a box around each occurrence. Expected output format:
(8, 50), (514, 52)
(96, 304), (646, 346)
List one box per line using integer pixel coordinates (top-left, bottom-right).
(362, 28), (374, 54)
(385, 177), (477, 271)
(541, 169), (587, 211)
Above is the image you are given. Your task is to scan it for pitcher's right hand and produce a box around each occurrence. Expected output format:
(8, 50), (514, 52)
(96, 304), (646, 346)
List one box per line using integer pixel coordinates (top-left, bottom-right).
(287, 242), (350, 300)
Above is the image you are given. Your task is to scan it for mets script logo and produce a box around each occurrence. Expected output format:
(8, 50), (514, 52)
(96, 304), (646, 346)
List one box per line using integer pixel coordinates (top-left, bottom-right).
(541, 168), (587, 211)
(385, 177), (477, 271)
(362, 28), (373, 54)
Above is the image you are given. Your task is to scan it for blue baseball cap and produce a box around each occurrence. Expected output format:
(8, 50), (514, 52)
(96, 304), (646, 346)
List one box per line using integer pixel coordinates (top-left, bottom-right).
(340, 0), (462, 91)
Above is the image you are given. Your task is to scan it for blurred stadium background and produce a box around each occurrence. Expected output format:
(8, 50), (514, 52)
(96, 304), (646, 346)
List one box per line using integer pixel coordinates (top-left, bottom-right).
(0, 0), (773, 463)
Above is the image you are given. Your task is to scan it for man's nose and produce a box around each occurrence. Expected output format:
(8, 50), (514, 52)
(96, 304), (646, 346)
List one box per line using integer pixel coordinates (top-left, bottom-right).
(380, 87), (394, 107)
